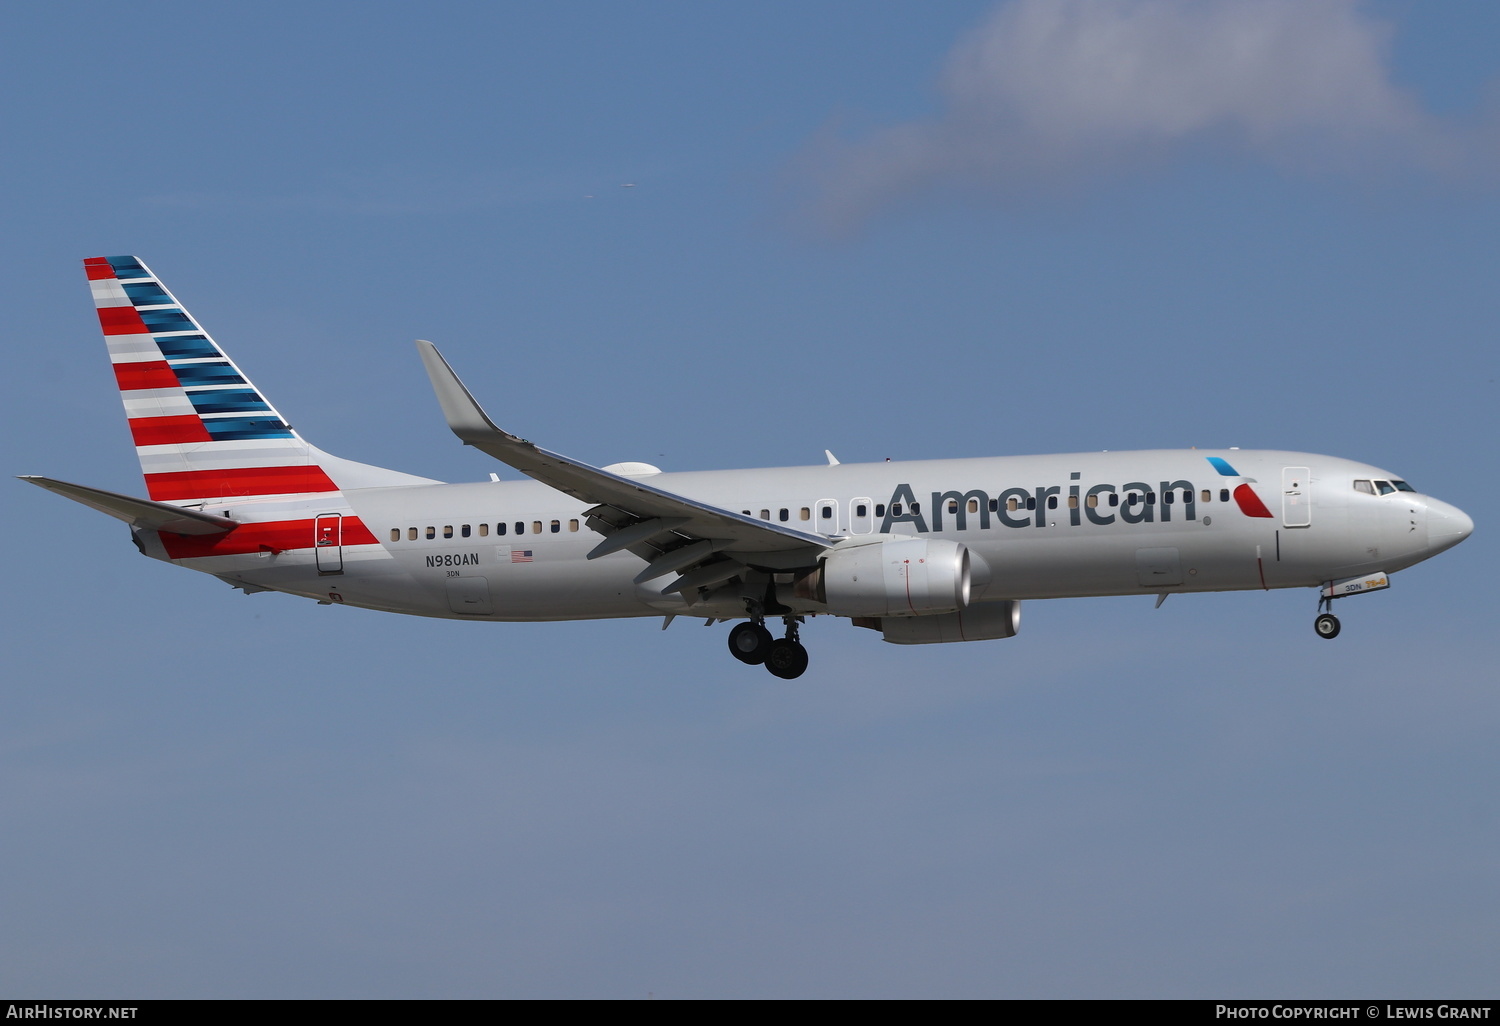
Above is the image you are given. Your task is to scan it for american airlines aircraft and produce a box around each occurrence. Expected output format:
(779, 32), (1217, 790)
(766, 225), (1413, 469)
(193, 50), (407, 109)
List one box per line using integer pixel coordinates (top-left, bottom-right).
(24, 256), (1474, 679)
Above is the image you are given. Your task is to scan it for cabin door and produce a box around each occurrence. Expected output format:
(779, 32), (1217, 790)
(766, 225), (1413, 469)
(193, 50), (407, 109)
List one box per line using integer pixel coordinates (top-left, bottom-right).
(314, 514), (344, 574)
(1282, 467), (1311, 528)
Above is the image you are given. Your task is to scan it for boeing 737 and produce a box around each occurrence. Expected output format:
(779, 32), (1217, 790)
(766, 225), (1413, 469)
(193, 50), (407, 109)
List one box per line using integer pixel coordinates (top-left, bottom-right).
(23, 256), (1474, 679)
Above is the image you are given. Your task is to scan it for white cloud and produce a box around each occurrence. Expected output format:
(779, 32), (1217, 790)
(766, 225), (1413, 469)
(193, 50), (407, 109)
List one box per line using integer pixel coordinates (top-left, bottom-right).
(799, 0), (1490, 233)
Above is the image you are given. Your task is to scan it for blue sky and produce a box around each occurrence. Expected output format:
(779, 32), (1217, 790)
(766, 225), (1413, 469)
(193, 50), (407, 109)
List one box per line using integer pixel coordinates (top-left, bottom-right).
(4, 0), (1497, 998)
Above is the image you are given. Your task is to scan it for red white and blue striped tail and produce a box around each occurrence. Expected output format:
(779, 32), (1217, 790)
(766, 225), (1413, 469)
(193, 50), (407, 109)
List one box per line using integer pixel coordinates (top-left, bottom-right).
(85, 255), (344, 506)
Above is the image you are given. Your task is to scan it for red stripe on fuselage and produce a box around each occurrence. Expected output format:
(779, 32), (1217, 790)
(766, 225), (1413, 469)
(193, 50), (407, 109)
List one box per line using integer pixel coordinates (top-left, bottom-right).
(128, 415), (213, 446)
(113, 361), (178, 391)
(1233, 484), (1275, 518)
(84, 259), (116, 280)
(98, 306), (148, 335)
(144, 465), (340, 501)
(160, 517), (379, 559)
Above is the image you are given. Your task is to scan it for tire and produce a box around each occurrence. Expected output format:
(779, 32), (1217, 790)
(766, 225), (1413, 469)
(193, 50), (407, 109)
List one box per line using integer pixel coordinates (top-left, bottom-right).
(764, 638), (809, 679)
(728, 622), (774, 665)
(1314, 613), (1341, 640)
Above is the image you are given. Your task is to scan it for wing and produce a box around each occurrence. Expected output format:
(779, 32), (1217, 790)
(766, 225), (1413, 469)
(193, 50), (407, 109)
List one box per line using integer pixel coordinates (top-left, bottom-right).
(415, 341), (832, 592)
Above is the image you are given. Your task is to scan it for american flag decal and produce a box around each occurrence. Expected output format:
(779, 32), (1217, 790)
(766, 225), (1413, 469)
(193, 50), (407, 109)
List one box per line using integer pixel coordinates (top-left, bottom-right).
(511, 549), (533, 563)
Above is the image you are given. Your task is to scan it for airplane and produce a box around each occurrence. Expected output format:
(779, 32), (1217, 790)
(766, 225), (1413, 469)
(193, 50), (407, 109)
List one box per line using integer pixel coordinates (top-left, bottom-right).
(22, 256), (1474, 679)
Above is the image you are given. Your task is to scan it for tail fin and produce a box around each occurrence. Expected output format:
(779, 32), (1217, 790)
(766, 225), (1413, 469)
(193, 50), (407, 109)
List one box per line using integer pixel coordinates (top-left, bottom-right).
(85, 256), (433, 506)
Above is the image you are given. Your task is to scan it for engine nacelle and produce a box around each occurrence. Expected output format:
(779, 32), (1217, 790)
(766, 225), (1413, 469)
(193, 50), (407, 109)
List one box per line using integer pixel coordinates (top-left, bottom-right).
(819, 536), (971, 618)
(870, 600), (1021, 645)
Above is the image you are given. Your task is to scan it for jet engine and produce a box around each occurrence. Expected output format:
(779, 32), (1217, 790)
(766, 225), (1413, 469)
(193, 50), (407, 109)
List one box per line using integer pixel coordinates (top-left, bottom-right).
(811, 536), (971, 618)
(871, 600), (1021, 645)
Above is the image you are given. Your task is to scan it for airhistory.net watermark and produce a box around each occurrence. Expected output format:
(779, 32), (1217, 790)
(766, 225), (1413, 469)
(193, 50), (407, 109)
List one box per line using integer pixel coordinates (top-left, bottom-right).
(5, 1007), (137, 1019)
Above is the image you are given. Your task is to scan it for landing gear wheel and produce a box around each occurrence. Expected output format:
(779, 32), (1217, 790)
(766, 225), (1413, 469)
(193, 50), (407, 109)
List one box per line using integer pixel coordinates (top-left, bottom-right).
(728, 622), (774, 664)
(764, 638), (809, 680)
(1314, 613), (1341, 639)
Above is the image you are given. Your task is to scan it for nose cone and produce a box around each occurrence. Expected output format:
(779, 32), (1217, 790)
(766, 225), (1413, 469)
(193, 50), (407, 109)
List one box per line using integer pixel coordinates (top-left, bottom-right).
(1426, 498), (1474, 555)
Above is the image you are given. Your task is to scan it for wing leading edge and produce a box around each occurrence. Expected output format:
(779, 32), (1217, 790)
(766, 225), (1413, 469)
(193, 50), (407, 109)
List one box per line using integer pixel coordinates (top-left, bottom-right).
(415, 340), (833, 591)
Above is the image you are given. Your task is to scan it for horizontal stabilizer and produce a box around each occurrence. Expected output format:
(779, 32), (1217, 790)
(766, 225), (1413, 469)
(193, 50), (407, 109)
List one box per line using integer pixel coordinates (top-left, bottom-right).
(19, 476), (238, 535)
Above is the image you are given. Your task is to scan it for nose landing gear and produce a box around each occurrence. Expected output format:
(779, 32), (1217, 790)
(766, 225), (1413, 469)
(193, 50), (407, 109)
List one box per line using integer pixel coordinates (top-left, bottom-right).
(726, 609), (809, 678)
(1312, 572), (1390, 639)
(1314, 594), (1341, 640)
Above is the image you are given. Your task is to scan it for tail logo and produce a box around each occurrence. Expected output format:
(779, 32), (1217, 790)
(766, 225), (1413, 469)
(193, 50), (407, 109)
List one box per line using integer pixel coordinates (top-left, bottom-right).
(85, 256), (339, 504)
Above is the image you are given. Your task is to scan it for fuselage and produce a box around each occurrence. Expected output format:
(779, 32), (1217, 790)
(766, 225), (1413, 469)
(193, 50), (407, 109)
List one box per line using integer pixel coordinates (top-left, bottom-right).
(134, 448), (1471, 622)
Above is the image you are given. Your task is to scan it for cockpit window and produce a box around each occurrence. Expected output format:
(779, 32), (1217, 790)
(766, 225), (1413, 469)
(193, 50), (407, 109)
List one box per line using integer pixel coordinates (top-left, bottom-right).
(1392, 480), (1416, 492)
(1354, 480), (1374, 495)
(1374, 480), (1396, 495)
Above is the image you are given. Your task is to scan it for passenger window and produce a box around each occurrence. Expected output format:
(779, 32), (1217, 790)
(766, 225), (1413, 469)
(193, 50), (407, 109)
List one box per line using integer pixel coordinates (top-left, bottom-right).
(1109, 494), (1119, 507)
(497, 522), (508, 536)
(390, 529), (400, 542)
(514, 522), (524, 535)
(911, 503), (921, 514)
(1048, 496), (1058, 510)
(461, 524), (471, 537)
(1086, 494), (1098, 508)
(408, 527), (418, 541)
(1146, 492), (1156, 503)
(443, 525), (453, 539)
(425, 526), (435, 539)
(778, 508), (789, 522)
(1163, 492), (1174, 505)
(891, 503), (903, 516)
(1067, 496), (1078, 509)
(569, 520), (579, 532)
(948, 500), (959, 514)
(1201, 490), (1211, 503)
(800, 508), (810, 521)
(759, 509), (770, 520)
(875, 504), (886, 517)
(1007, 498), (1019, 512)
(968, 499), (979, 514)
(1025, 497), (1036, 511)
(479, 524), (489, 537)
(820, 506), (832, 520)
(856, 504), (867, 517)
(1220, 489), (1230, 503)
(532, 521), (542, 534)
(988, 499), (998, 512)
(550, 520), (560, 533)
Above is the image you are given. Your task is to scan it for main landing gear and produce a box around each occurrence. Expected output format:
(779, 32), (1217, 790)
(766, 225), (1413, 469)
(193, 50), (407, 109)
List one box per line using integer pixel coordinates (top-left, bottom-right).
(1314, 595), (1341, 640)
(727, 612), (809, 679)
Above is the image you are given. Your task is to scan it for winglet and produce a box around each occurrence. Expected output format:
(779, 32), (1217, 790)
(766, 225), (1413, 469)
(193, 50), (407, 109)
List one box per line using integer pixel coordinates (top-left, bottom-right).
(409, 341), (834, 556)
(415, 340), (518, 447)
